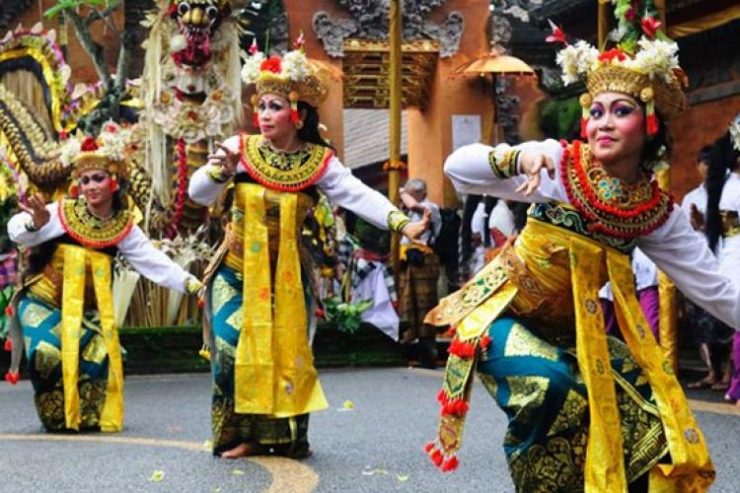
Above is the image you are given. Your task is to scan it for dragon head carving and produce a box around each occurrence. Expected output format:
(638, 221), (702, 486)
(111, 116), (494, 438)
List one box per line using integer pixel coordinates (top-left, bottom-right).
(167, 0), (232, 68)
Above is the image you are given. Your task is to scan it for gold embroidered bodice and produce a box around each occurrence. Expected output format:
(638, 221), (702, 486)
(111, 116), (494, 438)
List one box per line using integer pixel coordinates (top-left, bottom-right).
(58, 198), (133, 249)
(240, 134), (333, 192)
(560, 140), (673, 239)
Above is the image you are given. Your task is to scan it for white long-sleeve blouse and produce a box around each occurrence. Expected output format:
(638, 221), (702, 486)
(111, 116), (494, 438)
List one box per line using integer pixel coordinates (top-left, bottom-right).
(7, 202), (194, 293)
(444, 139), (740, 330)
(188, 135), (403, 231)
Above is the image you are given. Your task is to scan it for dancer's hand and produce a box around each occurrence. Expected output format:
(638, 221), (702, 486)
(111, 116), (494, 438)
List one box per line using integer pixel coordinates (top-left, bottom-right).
(690, 204), (705, 231)
(402, 208), (431, 244)
(515, 152), (555, 196)
(20, 193), (50, 230)
(208, 142), (240, 178)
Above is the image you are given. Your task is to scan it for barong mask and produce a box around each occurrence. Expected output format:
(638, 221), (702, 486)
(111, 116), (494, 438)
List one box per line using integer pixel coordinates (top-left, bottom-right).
(548, 1), (687, 138)
(241, 34), (329, 128)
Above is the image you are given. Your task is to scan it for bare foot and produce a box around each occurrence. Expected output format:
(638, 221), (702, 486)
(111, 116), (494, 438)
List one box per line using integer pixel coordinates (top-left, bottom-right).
(220, 442), (265, 459)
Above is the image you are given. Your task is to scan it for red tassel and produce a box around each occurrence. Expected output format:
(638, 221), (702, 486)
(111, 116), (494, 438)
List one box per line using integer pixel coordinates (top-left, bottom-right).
(480, 335), (491, 349)
(4, 304), (13, 317)
(580, 117), (588, 139)
(646, 113), (659, 136)
(252, 111), (259, 129)
(436, 388), (447, 404)
(4, 371), (19, 385)
(69, 184), (79, 199)
(3, 338), (12, 352)
(441, 456), (459, 472)
(197, 298), (205, 310)
(109, 177), (119, 193)
(430, 449), (443, 466)
(290, 108), (300, 125)
(424, 441), (435, 453)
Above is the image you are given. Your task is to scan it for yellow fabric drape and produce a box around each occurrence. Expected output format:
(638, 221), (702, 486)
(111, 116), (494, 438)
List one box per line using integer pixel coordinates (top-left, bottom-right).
(571, 238), (628, 493)
(608, 253), (714, 491)
(234, 184), (327, 417)
(450, 218), (715, 490)
(60, 244), (123, 432)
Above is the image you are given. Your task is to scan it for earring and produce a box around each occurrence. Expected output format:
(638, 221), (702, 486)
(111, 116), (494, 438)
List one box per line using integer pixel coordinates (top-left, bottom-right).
(69, 183), (79, 199)
(109, 177), (119, 193)
(295, 120), (304, 130)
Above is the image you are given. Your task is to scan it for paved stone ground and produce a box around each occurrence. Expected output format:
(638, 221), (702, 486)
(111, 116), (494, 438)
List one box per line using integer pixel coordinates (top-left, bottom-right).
(1, 368), (738, 492)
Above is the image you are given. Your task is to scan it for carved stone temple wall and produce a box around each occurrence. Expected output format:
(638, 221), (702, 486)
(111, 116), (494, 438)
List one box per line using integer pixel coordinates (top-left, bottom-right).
(284, 0), (493, 207)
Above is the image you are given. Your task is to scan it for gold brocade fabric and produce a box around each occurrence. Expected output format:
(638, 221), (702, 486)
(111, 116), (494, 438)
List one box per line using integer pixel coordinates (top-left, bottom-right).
(430, 216), (714, 491)
(58, 244), (123, 432)
(240, 134), (333, 192)
(229, 183), (327, 417)
(58, 199), (133, 249)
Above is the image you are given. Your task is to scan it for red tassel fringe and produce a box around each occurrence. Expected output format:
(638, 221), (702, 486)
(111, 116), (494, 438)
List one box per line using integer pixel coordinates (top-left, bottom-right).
(290, 108), (300, 125)
(4, 304), (13, 317)
(479, 335), (491, 349)
(3, 338), (12, 352)
(425, 442), (460, 473)
(646, 113), (659, 136)
(4, 371), (19, 385)
(447, 338), (477, 359)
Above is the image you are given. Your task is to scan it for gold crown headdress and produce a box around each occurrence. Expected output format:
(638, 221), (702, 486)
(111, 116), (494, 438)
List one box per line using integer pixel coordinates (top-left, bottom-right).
(62, 121), (135, 197)
(548, 2), (688, 138)
(241, 33), (328, 128)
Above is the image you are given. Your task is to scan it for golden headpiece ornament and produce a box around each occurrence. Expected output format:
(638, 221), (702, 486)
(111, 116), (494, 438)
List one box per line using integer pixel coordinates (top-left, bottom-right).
(548, 1), (688, 138)
(61, 121), (135, 197)
(241, 33), (328, 128)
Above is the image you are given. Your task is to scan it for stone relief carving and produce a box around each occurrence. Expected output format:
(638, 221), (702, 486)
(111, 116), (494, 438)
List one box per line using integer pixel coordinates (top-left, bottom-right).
(313, 0), (464, 57)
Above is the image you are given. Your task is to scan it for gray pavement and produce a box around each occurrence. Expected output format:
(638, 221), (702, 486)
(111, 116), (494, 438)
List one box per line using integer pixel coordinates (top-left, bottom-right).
(1, 368), (738, 492)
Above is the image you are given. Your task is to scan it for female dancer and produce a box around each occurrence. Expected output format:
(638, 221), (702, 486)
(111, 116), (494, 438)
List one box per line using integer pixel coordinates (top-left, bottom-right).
(188, 42), (428, 459)
(423, 19), (737, 493)
(6, 124), (202, 432)
(705, 117), (740, 406)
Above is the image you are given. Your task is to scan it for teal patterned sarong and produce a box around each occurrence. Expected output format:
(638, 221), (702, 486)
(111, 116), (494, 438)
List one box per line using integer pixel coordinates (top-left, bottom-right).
(477, 317), (668, 492)
(18, 293), (109, 431)
(208, 264), (310, 456)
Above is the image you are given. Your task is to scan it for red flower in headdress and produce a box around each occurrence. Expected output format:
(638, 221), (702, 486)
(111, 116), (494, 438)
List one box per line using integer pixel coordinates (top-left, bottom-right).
(545, 19), (568, 45)
(641, 16), (662, 39)
(598, 48), (627, 63)
(80, 136), (99, 152)
(260, 56), (282, 74)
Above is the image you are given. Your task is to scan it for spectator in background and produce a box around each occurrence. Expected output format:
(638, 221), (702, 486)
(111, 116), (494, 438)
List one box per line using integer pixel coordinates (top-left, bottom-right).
(682, 145), (733, 391)
(398, 178), (440, 368)
(704, 118), (740, 406)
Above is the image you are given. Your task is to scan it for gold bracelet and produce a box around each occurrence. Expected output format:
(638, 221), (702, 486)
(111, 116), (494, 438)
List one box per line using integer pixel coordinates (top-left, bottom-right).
(185, 277), (203, 295)
(488, 147), (520, 179)
(387, 210), (411, 233)
(206, 164), (231, 184)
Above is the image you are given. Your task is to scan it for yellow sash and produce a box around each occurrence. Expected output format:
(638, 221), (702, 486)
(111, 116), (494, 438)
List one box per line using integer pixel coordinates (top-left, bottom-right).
(60, 244), (123, 432)
(436, 218), (714, 490)
(233, 184), (327, 417)
(544, 221), (714, 492)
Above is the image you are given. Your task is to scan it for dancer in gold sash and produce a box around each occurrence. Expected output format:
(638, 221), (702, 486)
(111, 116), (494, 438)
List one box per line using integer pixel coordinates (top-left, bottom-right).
(423, 9), (739, 493)
(188, 39), (429, 459)
(6, 123), (202, 432)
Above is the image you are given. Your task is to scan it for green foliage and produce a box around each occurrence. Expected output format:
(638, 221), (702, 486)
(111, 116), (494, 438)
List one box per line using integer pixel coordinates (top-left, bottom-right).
(45, 0), (117, 19)
(323, 297), (374, 335)
(539, 97), (581, 140)
(0, 286), (14, 340)
(611, 0), (669, 52)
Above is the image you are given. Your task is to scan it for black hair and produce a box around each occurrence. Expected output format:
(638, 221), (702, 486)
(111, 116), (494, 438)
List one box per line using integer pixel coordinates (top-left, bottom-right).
(297, 101), (334, 150)
(705, 131), (740, 251)
(697, 145), (712, 164)
(640, 112), (673, 170)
